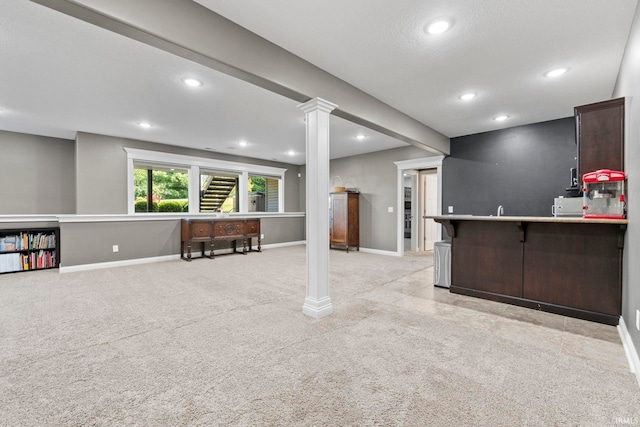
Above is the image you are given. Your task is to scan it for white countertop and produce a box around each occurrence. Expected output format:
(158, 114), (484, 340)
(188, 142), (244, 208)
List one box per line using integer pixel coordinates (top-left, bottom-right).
(425, 215), (628, 225)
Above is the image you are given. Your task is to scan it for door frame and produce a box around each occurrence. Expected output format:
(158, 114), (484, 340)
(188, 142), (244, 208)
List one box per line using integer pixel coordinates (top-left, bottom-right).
(394, 156), (444, 257)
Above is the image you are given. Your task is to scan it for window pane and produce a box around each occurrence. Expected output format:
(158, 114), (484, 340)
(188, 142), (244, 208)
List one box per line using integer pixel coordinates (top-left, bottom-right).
(248, 176), (279, 212)
(200, 171), (238, 213)
(134, 165), (188, 213)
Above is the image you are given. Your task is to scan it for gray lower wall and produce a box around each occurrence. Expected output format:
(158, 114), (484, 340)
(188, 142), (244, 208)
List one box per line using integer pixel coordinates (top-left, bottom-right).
(442, 117), (577, 217)
(0, 130), (76, 214)
(613, 2), (640, 367)
(75, 132), (302, 214)
(0, 221), (60, 229)
(59, 216), (305, 267)
(329, 145), (438, 252)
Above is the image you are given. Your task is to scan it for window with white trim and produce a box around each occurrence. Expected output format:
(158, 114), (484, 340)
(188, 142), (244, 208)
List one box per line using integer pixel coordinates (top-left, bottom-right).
(200, 170), (239, 213)
(134, 164), (189, 213)
(248, 175), (280, 213)
(124, 148), (286, 215)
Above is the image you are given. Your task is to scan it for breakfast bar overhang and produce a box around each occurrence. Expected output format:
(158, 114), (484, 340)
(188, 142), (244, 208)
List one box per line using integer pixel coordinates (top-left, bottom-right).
(427, 215), (628, 325)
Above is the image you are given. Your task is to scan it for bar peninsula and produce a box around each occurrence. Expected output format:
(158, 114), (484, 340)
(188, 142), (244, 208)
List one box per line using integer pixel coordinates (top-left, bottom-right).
(426, 215), (628, 325)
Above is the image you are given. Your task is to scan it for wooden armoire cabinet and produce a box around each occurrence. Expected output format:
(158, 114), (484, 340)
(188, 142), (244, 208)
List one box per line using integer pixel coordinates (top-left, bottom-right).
(575, 97), (625, 179)
(330, 191), (359, 252)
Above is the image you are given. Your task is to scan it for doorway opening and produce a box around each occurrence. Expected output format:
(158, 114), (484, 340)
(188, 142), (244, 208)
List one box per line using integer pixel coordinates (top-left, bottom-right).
(394, 156), (444, 257)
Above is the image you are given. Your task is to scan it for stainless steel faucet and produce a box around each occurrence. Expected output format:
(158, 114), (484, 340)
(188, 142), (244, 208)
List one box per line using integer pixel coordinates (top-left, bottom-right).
(497, 205), (504, 216)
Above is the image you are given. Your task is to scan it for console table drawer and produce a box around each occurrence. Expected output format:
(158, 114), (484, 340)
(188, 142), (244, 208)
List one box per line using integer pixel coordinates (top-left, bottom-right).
(213, 221), (245, 238)
(245, 219), (260, 236)
(192, 223), (212, 238)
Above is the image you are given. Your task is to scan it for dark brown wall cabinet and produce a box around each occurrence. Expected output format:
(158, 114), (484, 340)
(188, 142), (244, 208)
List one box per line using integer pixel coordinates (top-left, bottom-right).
(576, 97), (625, 179)
(330, 192), (359, 252)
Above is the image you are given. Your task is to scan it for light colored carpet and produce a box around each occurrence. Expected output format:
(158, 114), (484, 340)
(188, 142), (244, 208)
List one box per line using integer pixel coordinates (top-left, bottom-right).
(0, 245), (638, 426)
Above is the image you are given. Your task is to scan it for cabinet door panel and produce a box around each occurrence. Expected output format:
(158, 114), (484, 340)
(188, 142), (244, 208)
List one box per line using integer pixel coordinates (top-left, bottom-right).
(576, 98), (624, 178)
(331, 194), (347, 244)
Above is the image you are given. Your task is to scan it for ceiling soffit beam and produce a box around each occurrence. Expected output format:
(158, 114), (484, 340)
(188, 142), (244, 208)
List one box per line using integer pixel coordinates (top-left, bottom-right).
(29, 0), (450, 155)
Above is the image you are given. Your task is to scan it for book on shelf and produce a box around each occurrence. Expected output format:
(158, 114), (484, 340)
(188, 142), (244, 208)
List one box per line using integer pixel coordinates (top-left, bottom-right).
(1, 235), (17, 252)
(0, 253), (21, 272)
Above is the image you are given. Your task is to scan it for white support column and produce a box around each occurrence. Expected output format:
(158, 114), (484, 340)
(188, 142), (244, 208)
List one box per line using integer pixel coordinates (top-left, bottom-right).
(298, 97), (337, 319)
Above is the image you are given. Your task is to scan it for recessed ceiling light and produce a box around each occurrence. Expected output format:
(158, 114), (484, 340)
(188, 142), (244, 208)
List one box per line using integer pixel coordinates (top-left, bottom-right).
(138, 122), (153, 128)
(287, 150), (296, 156)
(182, 77), (203, 87)
(494, 115), (510, 122)
(426, 19), (451, 35)
(356, 134), (366, 140)
(544, 68), (568, 78)
(459, 92), (477, 101)
(238, 140), (248, 147)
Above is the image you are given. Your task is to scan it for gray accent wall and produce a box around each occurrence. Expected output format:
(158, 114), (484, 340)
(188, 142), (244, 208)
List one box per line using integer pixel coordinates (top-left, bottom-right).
(329, 145), (438, 252)
(442, 117), (577, 217)
(75, 132), (302, 214)
(613, 1), (640, 368)
(0, 130), (75, 214)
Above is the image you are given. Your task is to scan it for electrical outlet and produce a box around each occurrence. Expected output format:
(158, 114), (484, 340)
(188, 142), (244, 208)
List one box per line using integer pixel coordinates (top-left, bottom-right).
(112, 245), (119, 253)
(636, 309), (640, 331)
(448, 206), (454, 213)
(260, 234), (264, 239)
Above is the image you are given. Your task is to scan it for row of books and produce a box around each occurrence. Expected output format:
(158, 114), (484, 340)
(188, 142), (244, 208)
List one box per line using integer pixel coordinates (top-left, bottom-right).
(0, 250), (57, 273)
(0, 232), (56, 252)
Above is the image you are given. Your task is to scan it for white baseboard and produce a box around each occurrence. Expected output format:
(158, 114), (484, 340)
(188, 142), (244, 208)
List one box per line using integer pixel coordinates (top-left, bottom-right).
(618, 316), (640, 388)
(261, 240), (305, 249)
(359, 247), (401, 257)
(60, 254), (181, 273)
(59, 241), (307, 273)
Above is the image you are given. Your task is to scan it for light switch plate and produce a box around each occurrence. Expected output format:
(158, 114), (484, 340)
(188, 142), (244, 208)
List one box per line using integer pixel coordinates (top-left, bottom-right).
(388, 206), (393, 213)
(448, 206), (454, 213)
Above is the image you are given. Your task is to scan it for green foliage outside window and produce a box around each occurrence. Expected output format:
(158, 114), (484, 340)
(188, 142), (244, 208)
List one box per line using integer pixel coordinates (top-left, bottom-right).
(134, 168), (188, 201)
(248, 176), (265, 193)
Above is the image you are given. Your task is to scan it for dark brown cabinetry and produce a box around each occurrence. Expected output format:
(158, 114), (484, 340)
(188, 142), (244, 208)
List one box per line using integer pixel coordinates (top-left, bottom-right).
(576, 97), (624, 179)
(181, 218), (261, 261)
(330, 192), (359, 252)
(432, 216), (626, 325)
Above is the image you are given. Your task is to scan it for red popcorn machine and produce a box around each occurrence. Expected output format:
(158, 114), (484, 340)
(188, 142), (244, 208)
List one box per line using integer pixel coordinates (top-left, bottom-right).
(582, 169), (626, 219)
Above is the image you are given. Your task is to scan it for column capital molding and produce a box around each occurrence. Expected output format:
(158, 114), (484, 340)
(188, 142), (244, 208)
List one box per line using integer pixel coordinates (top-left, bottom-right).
(297, 97), (338, 114)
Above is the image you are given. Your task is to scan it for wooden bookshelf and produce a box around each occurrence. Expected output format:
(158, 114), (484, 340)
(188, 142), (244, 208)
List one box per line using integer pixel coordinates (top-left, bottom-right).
(0, 227), (60, 274)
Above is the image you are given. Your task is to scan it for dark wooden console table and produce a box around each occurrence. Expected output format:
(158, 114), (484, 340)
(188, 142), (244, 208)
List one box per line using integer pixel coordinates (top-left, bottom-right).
(181, 218), (261, 261)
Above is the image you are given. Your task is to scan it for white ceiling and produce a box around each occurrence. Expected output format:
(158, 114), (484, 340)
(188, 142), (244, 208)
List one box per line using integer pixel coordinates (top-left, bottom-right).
(0, 0), (637, 165)
(197, 0), (637, 138)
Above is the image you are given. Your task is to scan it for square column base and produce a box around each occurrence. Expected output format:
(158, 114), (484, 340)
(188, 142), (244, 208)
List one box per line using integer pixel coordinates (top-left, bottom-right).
(302, 296), (334, 319)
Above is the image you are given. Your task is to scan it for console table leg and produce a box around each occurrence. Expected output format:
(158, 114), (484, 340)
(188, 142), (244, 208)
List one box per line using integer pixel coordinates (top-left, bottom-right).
(257, 237), (261, 252)
(243, 238), (247, 254)
(209, 239), (214, 259)
(186, 241), (192, 261)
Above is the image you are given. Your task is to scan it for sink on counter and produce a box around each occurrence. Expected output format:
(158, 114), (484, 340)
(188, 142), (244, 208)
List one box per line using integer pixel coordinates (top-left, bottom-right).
(425, 215), (628, 325)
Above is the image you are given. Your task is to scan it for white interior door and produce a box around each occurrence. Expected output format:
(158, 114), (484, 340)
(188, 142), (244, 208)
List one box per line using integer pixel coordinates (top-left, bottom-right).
(423, 170), (438, 251)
